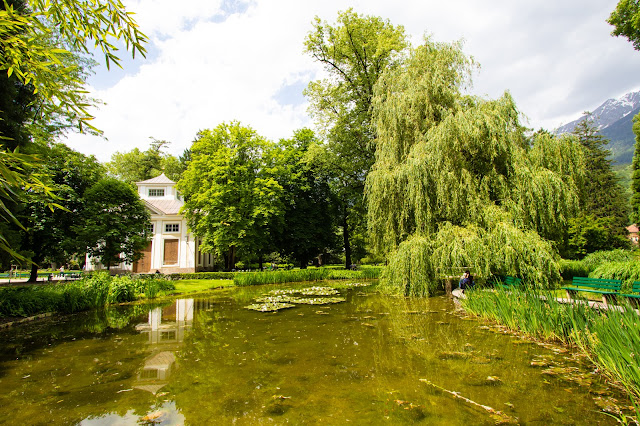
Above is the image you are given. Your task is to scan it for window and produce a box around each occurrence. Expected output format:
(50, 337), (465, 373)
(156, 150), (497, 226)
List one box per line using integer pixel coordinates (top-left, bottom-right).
(148, 188), (165, 197)
(165, 223), (180, 233)
(146, 223), (154, 234)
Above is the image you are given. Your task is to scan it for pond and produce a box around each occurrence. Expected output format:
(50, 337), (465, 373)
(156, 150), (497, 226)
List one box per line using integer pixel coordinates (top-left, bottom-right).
(0, 281), (627, 425)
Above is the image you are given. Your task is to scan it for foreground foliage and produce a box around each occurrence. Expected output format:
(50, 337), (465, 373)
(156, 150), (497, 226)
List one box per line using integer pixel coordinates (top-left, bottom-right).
(462, 288), (640, 402)
(0, 273), (174, 318)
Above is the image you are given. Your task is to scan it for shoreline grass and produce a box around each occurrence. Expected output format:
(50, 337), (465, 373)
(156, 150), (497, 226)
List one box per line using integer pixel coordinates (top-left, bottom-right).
(461, 288), (640, 403)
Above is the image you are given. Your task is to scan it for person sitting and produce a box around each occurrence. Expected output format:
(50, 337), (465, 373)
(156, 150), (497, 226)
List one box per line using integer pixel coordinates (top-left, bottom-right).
(458, 270), (475, 293)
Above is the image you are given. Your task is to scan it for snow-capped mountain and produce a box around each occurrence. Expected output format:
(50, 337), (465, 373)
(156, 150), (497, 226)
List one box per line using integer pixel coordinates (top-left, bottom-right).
(555, 90), (640, 135)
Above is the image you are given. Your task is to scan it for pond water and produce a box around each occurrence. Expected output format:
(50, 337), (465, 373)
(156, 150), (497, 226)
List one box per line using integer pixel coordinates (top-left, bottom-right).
(0, 281), (627, 425)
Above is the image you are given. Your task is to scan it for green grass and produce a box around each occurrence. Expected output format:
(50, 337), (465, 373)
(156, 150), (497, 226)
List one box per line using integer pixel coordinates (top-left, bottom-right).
(170, 279), (234, 294)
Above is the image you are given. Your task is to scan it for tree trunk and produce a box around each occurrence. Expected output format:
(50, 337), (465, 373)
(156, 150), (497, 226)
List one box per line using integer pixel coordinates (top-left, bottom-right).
(299, 256), (308, 269)
(258, 254), (263, 271)
(343, 208), (352, 269)
(225, 246), (236, 270)
(28, 262), (39, 283)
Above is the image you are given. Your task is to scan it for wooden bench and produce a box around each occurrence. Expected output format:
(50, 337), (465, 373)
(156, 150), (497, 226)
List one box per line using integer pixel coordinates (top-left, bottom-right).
(562, 277), (622, 306)
(496, 276), (522, 290)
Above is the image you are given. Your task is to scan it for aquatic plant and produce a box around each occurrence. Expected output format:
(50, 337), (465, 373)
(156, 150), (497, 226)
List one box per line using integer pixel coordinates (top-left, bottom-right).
(462, 288), (640, 402)
(233, 268), (329, 286)
(244, 302), (295, 312)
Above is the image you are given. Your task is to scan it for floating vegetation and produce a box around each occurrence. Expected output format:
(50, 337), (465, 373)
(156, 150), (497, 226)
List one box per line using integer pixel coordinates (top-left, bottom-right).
(289, 297), (346, 305)
(255, 295), (296, 303)
(298, 286), (339, 296)
(244, 302), (295, 312)
(342, 282), (371, 287)
(268, 289), (299, 296)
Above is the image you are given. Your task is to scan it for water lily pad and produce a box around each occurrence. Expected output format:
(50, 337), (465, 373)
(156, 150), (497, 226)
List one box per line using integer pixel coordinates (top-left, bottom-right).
(298, 286), (340, 296)
(289, 297), (345, 305)
(255, 295), (296, 303)
(245, 302), (295, 312)
(342, 282), (371, 287)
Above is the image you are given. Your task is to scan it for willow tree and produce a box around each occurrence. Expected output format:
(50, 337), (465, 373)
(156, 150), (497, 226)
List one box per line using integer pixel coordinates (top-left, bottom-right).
(366, 40), (584, 295)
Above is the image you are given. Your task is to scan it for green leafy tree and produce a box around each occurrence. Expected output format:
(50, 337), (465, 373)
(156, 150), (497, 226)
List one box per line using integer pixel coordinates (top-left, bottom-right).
(107, 139), (184, 184)
(366, 40), (584, 295)
(272, 129), (336, 268)
(608, 0), (640, 51)
(17, 144), (105, 280)
(304, 9), (408, 268)
(177, 122), (283, 270)
(631, 114), (640, 223)
(79, 178), (150, 270)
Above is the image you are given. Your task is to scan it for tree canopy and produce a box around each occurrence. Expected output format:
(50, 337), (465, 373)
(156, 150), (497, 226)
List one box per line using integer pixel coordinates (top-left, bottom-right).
(608, 0), (640, 51)
(304, 9), (408, 267)
(107, 139), (186, 185)
(79, 178), (150, 270)
(366, 40), (584, 295)
(177, 122), (283, 270)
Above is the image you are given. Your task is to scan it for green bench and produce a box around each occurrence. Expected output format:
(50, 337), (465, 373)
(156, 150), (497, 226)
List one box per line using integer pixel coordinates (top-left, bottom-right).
(619, 281), (640, 304)
(496, 276), (522, 290)
(562, 277), (622, 306)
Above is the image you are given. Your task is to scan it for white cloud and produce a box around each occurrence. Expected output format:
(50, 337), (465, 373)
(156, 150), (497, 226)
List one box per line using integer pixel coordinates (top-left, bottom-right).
(64, 0), (640, 161)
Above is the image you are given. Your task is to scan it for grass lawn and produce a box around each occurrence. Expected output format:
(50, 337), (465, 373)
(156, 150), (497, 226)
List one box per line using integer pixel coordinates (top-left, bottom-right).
(170, 279), (234, 294)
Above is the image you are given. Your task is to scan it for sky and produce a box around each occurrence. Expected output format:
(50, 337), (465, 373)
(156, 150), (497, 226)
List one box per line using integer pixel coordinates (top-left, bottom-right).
(63, 0), (640, 162)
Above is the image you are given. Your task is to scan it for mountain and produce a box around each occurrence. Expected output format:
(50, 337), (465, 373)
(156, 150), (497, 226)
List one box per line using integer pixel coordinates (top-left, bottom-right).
(555, 90), (640, 165)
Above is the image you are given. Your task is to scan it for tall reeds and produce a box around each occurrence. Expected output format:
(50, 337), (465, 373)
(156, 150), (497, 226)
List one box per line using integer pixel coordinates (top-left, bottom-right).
(0, 273), (175, 318)
(462, 288), (640, 401)
(232, 266), (382, 286)
(233, 268), (330, 286)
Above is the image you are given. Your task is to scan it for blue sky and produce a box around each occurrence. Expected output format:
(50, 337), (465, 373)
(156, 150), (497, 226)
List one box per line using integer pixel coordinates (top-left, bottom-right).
(65, 0), (640, 162)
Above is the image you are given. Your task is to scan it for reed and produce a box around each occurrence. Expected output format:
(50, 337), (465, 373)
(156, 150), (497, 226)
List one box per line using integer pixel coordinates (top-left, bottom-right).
(233, 268), (329, 286)
(462, 288), (640, 401)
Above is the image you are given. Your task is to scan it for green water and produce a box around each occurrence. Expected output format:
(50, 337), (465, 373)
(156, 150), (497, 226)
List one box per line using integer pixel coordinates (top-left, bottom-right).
(0, 282), (627, 425)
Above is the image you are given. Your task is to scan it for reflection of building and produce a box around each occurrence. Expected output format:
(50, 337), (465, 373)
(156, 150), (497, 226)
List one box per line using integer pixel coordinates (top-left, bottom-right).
(134, 299), (194, 394)
(136, 299), (194, 344)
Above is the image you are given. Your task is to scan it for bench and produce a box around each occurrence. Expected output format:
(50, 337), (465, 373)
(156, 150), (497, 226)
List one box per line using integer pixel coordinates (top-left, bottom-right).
(562, 277), (622, 306)
(619, 281), (640, 304)
(496, 276), (522, 290)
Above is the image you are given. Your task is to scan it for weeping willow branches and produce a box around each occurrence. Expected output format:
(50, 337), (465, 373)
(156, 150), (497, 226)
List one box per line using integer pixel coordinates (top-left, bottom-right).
(367, 40), (584, 295)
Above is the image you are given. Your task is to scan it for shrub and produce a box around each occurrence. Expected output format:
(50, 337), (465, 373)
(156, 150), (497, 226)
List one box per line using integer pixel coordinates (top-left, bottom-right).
(558, 259), (590, 280)
(590, 261), (640, 291)
(168, 272), (235, 280)
(582, 249), (637, 270)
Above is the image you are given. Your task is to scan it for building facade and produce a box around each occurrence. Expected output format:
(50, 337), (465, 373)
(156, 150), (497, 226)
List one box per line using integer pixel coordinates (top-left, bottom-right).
(86, 174), (215, 273)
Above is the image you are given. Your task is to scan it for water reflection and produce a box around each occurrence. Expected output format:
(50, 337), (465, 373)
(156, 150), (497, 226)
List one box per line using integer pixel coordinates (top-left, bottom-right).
(134, 299), (194, 395)
(0, 285), (629, 425)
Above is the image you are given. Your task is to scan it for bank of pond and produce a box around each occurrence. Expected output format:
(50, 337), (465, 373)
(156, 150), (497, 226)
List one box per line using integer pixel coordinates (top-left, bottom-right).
(0, 278), (638, 424)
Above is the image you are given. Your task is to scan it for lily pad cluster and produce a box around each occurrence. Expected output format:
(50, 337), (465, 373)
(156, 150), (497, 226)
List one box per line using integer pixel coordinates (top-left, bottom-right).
(341, 282), (371, 287)
(245, 286), (346, 312)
